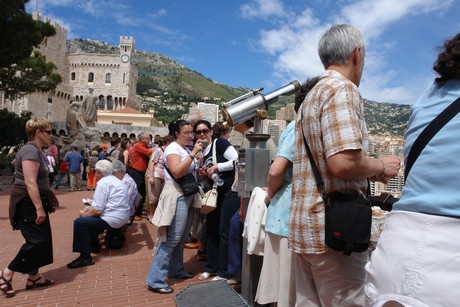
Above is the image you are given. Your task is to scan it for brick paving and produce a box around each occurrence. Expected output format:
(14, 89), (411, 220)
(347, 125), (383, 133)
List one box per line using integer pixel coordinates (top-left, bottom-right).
(0, 177), (221, 307)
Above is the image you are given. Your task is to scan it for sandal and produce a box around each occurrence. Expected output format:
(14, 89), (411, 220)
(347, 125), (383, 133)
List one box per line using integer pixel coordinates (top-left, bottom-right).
(198, 272), (215, 281)
(26, 276), (55, 290)
(0, 270), (15, 298)
(196, 250), (207, 261)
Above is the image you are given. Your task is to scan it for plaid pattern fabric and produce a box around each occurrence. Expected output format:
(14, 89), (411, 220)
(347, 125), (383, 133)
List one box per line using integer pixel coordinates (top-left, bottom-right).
(289, 70), (369, 254)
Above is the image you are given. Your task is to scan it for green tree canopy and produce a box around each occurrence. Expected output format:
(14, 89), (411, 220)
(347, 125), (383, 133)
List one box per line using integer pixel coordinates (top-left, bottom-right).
(0, 108), (32, 148)
(0, 0), (62, 100)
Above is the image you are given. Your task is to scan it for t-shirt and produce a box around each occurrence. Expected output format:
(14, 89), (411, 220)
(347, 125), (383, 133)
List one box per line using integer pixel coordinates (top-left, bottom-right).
(14, 142), (50, 191)
(203, 137), (236, 192)
(163, 142), (197, 183)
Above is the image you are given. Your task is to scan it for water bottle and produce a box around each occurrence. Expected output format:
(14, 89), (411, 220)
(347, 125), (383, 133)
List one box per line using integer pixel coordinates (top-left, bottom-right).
(211, 173), (224, 186)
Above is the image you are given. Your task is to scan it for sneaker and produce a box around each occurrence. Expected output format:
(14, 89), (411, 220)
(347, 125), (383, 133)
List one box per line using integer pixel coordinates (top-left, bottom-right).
(211, 276), (226, 281)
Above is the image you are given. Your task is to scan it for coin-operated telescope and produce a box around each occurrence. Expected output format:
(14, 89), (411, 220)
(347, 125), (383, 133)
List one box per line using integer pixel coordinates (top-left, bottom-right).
(221, 80), (301, 306)
(220, 80), (301, 198)
(221, 80), (300, 128)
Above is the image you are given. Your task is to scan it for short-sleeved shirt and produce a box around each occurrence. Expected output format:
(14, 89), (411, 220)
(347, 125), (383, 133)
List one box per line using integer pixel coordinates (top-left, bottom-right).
(163, 142), (198, 183)
(264, 121), (295, 237)
(64, 151), (83, 173)
(289, 70), (369, 254)
(91, 174), (130, 228)
(152, 146), (166, 179)
(13, 142), (50, 191)
(394, 80), (460, 217)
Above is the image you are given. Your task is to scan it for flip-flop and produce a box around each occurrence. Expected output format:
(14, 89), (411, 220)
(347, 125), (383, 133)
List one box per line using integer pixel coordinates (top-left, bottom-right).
(26, 276), (55, 290)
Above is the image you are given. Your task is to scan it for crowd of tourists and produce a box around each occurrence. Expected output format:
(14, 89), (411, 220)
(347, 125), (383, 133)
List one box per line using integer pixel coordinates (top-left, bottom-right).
(2, 25), (460, 307)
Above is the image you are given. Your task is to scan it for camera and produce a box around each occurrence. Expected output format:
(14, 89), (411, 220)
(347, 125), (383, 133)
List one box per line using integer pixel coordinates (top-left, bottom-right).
(370, 192), (398, 211)
(199, 139), (209, 148)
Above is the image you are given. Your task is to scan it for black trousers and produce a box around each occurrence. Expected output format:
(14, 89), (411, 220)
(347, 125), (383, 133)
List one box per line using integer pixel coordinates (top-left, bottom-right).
(128, 168), (146, 217)
(8, 197), (53, 275)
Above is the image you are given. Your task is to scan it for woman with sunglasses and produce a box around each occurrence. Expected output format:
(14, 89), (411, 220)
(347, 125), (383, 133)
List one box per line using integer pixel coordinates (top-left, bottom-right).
(1, 118), (57, 298)
(194, 120), (240, 281)
(146, 120), (204, 294)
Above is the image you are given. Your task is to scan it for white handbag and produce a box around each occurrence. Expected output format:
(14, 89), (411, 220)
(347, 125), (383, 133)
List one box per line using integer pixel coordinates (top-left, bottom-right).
(200, 139), (218, 214)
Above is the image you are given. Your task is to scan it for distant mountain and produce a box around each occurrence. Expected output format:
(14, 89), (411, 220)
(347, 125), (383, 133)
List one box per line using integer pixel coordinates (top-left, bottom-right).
(67, 39), (410, 136)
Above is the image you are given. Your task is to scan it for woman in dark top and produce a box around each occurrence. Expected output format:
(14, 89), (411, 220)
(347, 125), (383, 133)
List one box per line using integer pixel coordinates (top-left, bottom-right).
(1, 118), (57, 298)
(195, 120), (240, 280)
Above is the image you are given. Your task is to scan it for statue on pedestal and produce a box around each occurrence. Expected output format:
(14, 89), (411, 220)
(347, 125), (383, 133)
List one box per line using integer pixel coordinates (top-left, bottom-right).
(80, 88), (98, 127)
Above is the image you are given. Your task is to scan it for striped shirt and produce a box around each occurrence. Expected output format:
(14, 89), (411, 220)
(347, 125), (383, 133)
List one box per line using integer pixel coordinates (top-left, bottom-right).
(289, 70), (369, 254)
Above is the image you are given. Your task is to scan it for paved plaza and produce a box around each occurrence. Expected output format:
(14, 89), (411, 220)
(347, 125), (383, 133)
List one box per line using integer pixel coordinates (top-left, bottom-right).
(0, 175), (220, 307)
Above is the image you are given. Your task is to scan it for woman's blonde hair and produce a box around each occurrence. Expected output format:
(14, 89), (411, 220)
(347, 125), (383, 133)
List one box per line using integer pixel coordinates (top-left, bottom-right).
(25, 117), (51, 141)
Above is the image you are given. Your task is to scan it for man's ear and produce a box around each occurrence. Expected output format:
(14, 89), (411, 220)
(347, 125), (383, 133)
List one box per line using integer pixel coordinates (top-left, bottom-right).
(352, 47), (361, 65)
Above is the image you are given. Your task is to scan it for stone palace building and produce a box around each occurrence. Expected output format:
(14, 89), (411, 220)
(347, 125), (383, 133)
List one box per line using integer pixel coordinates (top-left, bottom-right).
(0, 12), (167, 139)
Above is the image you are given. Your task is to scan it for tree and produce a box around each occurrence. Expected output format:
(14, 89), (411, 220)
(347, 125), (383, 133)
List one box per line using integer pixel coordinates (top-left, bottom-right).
(0, 0), (62, 100)
(0, 108), (32, 149)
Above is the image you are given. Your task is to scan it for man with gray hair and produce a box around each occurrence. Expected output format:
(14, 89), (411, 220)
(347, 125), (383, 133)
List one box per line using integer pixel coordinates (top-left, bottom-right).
(128, 132), (153, 220)
(67, 160), (130, 269)
(112, 160), (140, 217)
(289, 24), (401, 305)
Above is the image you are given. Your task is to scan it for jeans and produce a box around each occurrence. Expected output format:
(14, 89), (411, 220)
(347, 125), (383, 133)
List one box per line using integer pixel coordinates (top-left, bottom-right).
(146, 194), (195, 288)
(228, 208), (243, 276)
(72, 216), (111, 254)
(205, 190), (240, 278)
(54, 172), (68, 188)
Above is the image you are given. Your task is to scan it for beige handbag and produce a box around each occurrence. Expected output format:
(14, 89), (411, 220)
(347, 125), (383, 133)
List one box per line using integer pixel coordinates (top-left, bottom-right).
(200, 139), (218, 214)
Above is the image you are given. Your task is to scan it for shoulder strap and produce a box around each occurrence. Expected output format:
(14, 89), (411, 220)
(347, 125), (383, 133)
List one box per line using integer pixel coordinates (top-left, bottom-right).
(300, 113), (326, 199)
(405, 96), (460, 180)
(212, 138), (218, 165)
(300, 112), (370, 199)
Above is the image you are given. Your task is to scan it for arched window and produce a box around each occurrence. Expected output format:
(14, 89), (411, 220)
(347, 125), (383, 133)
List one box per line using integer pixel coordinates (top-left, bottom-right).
(107, 96), (113, 110)
(105, 73), (111, 83)
(88, 72), (94, 82)
(98, 96), (105, 109)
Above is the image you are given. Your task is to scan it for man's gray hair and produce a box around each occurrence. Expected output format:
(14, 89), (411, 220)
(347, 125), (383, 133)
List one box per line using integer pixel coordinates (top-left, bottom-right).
(95, 159), (113, 176)
(318, 24), (365, 68)
(138, 131), (149, 140)
(112, 160), (126, 174)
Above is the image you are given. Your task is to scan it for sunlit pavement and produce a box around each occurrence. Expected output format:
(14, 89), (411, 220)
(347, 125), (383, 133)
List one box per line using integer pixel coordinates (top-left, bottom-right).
(0, 177), (209, 307)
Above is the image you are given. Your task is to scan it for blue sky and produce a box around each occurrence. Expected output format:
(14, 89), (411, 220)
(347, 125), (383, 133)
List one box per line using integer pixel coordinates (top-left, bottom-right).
(27, 0), (460, 105)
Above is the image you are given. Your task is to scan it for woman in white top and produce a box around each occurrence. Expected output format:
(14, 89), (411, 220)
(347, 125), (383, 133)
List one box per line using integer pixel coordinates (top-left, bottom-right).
(146, 119), (204, 294)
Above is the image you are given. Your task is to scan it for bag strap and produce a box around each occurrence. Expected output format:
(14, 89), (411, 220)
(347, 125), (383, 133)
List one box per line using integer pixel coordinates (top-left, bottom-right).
(404, 96), (460, 181)
(300, 112), (370, 199)
(211, 138), (218, 189)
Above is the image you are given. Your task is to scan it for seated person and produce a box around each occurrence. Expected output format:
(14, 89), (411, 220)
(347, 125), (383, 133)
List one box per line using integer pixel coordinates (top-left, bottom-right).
(112, 160), (140, 217)
(67, 160), (130, 269)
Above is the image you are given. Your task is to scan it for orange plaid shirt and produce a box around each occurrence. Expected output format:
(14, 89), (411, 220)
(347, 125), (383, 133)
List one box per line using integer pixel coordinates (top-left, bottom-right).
(289, 70), (369, 254)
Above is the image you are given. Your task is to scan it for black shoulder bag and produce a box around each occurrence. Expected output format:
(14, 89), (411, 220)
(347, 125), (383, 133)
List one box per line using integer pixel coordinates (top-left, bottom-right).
(164, 162), (199, 196)
(300, 114), (372, 256)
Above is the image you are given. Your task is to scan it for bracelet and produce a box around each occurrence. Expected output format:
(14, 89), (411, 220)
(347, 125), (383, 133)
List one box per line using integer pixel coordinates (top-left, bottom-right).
(188, 154), (195, 160)
(377, 159), (385, 180)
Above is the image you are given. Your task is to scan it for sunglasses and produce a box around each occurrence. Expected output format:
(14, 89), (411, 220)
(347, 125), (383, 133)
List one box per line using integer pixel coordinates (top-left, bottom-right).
(42, 130), (52, 135)
(195, 129), (210, 135)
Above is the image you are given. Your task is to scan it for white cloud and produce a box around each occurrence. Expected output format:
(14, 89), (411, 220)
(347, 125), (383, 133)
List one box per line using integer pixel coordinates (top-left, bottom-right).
(240, 0), (285, 20)
(250, 0), (454, 104)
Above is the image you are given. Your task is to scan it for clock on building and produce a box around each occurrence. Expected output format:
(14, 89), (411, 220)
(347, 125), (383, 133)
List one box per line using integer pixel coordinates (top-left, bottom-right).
(121, 54), (129, 63)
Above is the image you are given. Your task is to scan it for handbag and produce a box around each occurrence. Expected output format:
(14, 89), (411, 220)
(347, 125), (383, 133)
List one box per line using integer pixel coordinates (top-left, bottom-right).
(164, 160), (199, 196)
(300, 113), (372, 256)
(200, 139), (218, 214)
(175, 172), (199, 196)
